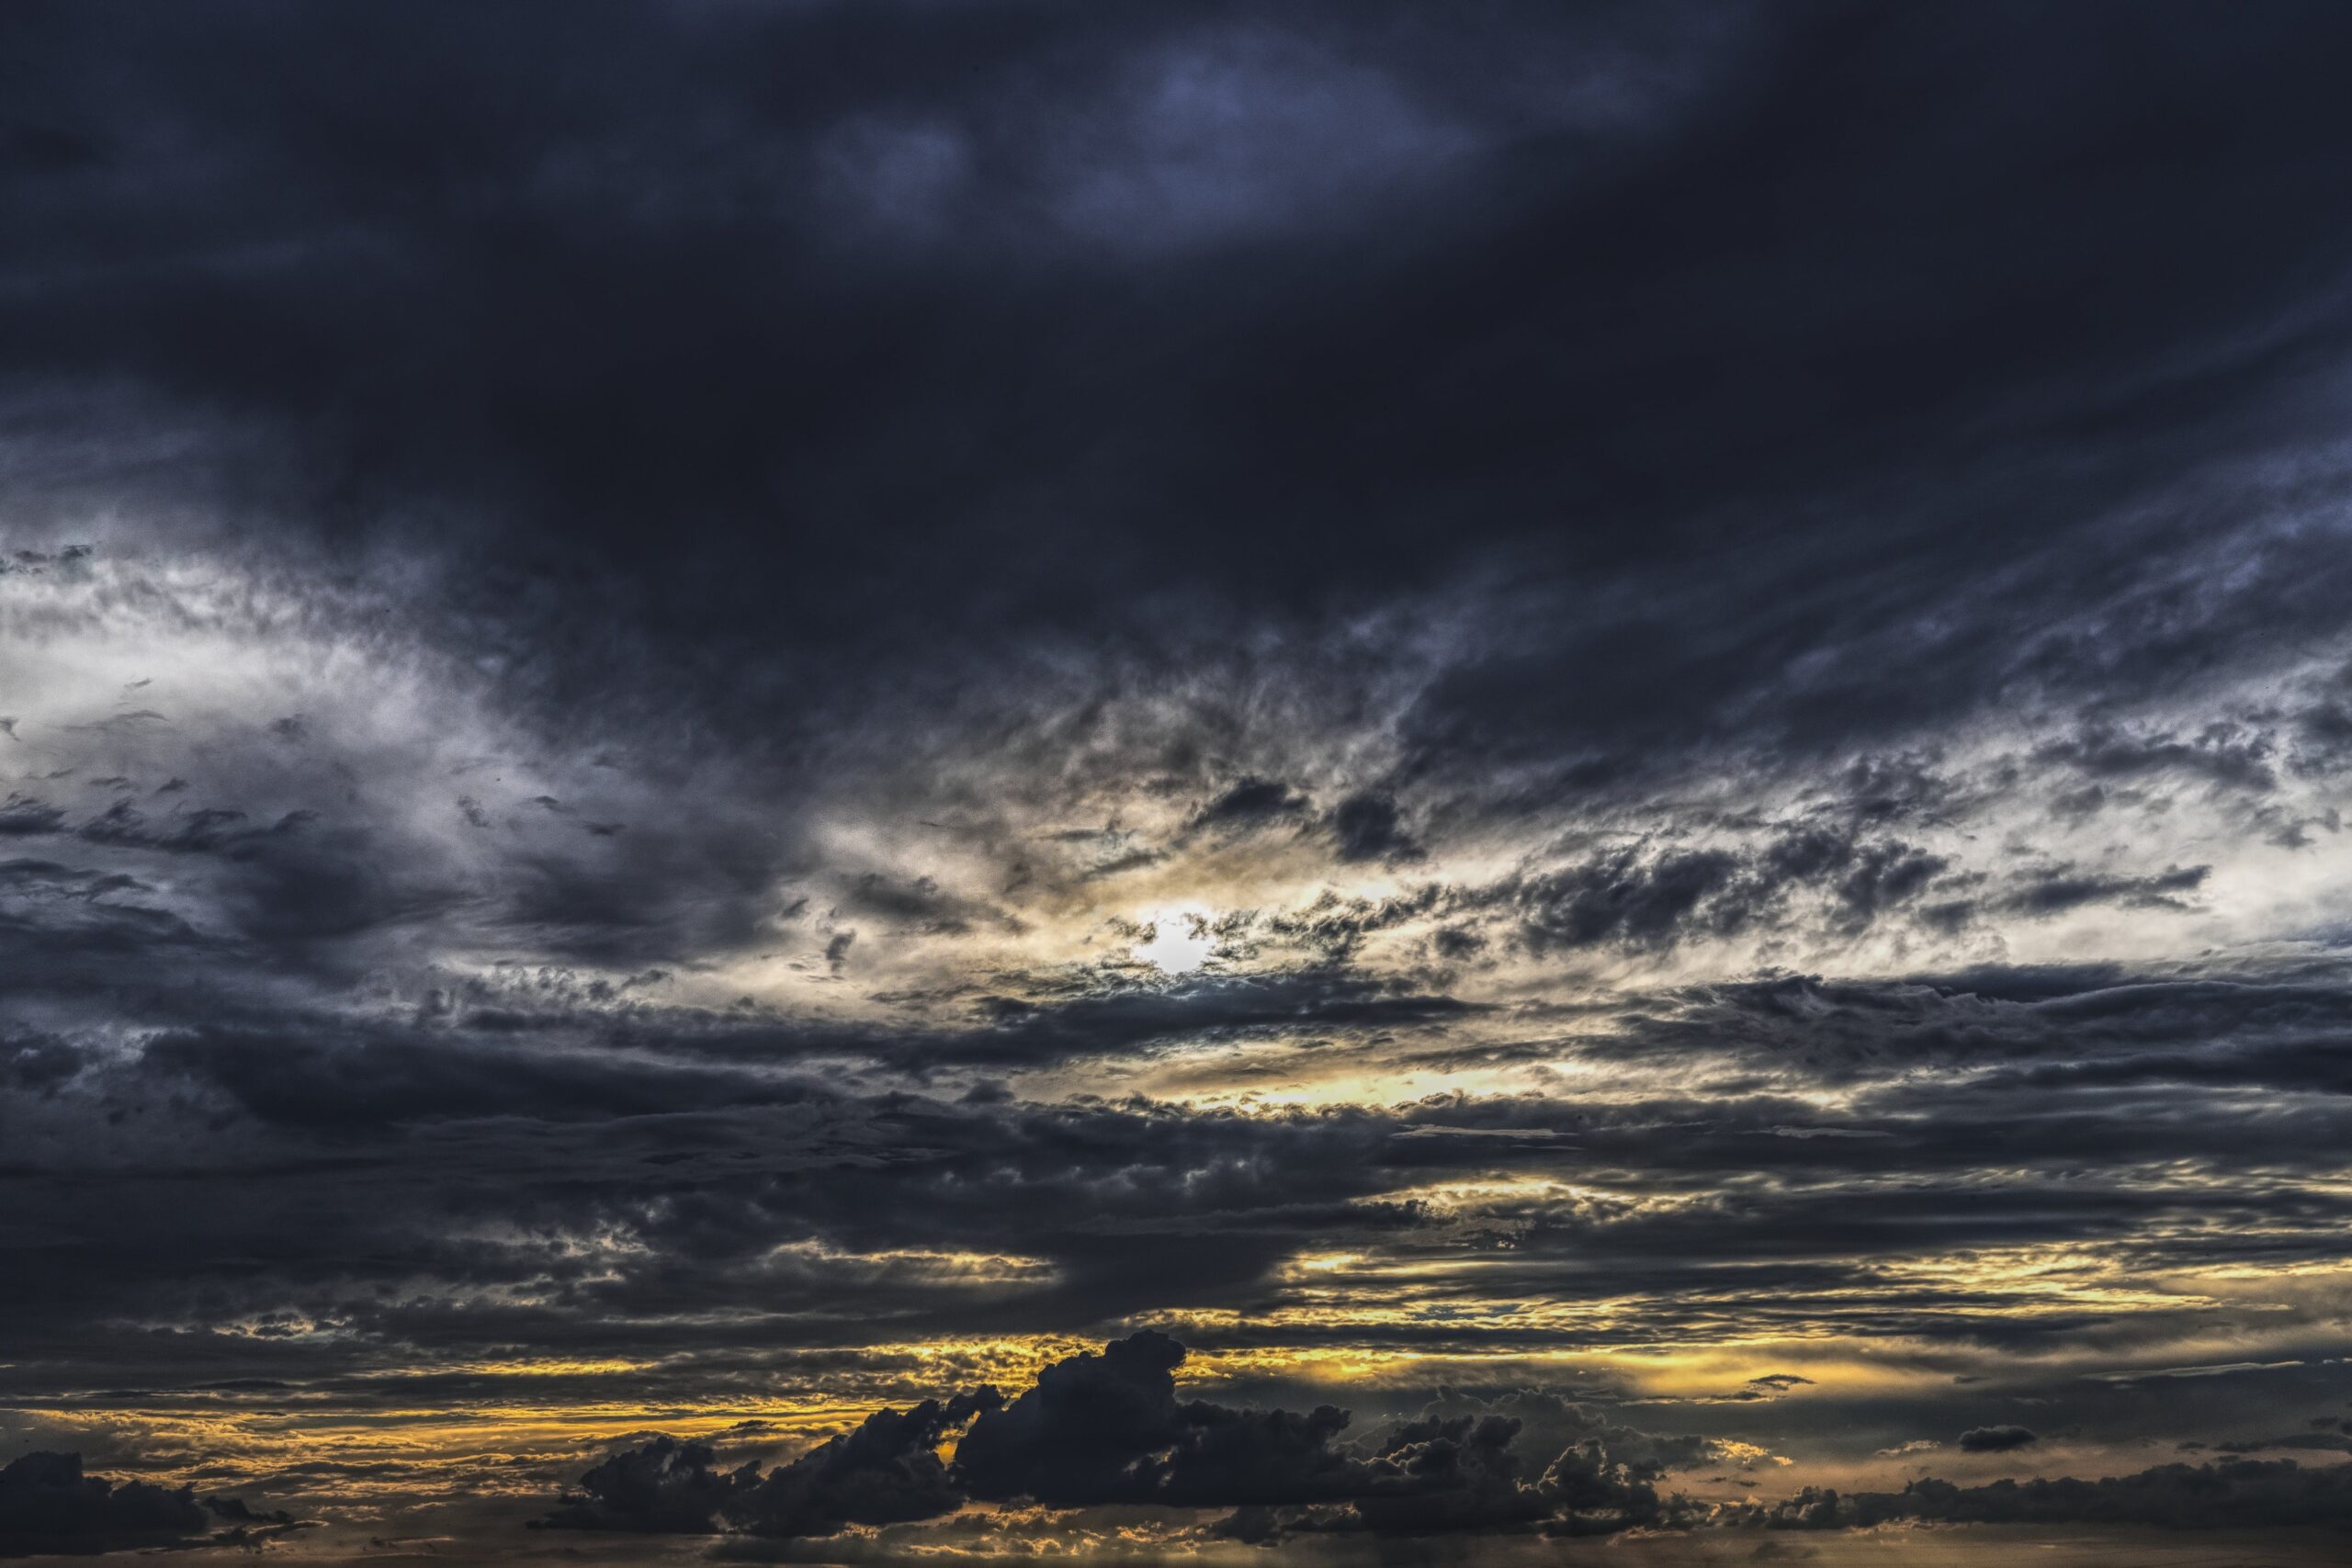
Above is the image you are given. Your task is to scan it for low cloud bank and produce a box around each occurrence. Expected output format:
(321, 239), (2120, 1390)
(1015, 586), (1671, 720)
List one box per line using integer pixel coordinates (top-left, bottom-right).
(0, 1452), (300, 1559)
(1750, 1457), (2352, 1531)
(537, 1331), (1688, 1540)
(537, 1332), (2352, 1544)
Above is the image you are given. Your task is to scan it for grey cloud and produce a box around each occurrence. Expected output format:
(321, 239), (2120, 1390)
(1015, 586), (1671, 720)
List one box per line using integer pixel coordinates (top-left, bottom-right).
(540, 1399), (1011, 1540)
(1513, 850), (1746, 953)
(727, 1393), (998, 1539)
(535, 1437), (755, 1535)
(956, 1332), (1360, 1509)
(1755, 1457), (2352, 1531)
(1956, 1425), (2040, 1453)
(1995, 863), (2211, 918)
(0, 798), (65, 836)
(551, 1334), (1690, 1541)
(2040, 722), (2278, 795)
(0, 1452), (287, 1559)
(1187, 776), (1313, 838)
(1464, 827), (1962, 958)
(1329, 792), (1421, 863)
(9, 2), (2352, 1551)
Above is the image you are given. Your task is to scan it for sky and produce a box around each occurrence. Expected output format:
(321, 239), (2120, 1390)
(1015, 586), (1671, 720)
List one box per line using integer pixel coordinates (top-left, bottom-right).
(4, 1), (2352, 1562)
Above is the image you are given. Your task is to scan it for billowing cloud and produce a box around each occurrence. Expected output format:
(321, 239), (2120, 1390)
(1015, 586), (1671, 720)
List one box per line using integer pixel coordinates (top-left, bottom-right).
(727, 1394), (998, 1538)
(0, 1453), (291, 1559)
(955, 1332), (1363, 1509)
(545, 1334), (1707, 1540)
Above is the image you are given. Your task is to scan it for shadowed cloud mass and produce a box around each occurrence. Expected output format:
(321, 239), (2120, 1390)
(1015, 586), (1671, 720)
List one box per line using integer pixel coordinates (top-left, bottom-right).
(6, 1), (2352, 1562)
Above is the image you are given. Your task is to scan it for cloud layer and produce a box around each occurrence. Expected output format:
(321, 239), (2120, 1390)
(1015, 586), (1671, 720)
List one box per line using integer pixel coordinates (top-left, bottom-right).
(6, 0), (2352, 1558)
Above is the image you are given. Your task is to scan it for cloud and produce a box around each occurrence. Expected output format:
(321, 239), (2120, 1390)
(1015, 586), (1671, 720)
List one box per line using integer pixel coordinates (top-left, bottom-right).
(1512, 849), (1746, 953)
(954, 1331), (1362, 1509)
(9, 2), (2352, 1551)
(1754, 1458), (2352, 1531)
(727, 1393), (998, 1538)
(0, 798), (64, 837)
(1994, 863), (2211, 918)
(539, 1395), (1001, 1539)
(0, 1452), (283, 1559)
(1350, 1415), (1557, 1534)
(1329, 792), (1420, 863)
(541, 1334), (1708, 1540)
(535, 1437), (755, 1535)
(1874, 1440), (1940, 1458)
(1955, 1425), (2040, 1453)
(1188, 776), (1312, 837)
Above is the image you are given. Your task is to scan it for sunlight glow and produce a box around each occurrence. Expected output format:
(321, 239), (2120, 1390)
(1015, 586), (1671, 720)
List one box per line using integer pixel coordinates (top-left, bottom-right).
(1132, 907), (1216, 973)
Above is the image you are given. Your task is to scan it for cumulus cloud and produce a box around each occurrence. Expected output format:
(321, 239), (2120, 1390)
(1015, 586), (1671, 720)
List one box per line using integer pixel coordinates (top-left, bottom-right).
(727, 1393), (998, 1538)
(0, 1453), (288, 1559)
(534, 1437), (757, 1535)
(541, 1397), (1001, 1539)
(953, 1332), (1361, 1509)
(540, 1336), (1721, 1541)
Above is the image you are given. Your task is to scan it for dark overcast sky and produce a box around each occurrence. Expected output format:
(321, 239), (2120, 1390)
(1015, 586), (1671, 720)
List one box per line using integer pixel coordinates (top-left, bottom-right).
(6, 2), (2352, 1563)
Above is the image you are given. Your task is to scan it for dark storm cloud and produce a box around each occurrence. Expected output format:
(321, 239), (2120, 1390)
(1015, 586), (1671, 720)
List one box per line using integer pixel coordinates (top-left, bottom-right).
(137, 1021), (836, 1130)
(925, 970), (1477, 1071)
(0, 1452), (291, 1559)
(1821, 842), (1947, 930)
(1512, 850), (1746, 953)
(554, 1337), (2352, 1546)
(1992, 863), (2210, 918)
(1557, 960), (2352, 1093)
(8, 0), (2352, 781)
(1187, 777), (1313, 838)
(955, 1331), (1359, 1509)
(2038, 723), (2280, 795)
(1, 0), (2346, 1003)
(1743, 1375), (1813, 1397)
(8, 1), (2352, 1552)
(1453, 828), (1960, 955)
(0, 798), (66, 836)
(0, 1452), (205, 1557)
(727, 1393), (998, 1539)
(549, 1334), (1691, 1540)
(0, 855), (1476, 1083)
(0, 791), (466, 985)
(1329, 792), (1420, 864)
(1340, 1414), (1560, 1536)
(1411, 1389), (1733, 1481)
(14, 1017), (2352, 1402)
(535, 1437), (754, 1535)
(537, 1406), (1012, 1540)
(1754, 1458), (2352, 1531)
(1, 1032), (80, 1095)
(834, 873), (1010, 938)
(1956, 1425), (2039, 1454)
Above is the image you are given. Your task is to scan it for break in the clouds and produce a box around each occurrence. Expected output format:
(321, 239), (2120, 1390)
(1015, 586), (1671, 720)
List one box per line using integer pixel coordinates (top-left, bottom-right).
(6, 3), (2352, 1563)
